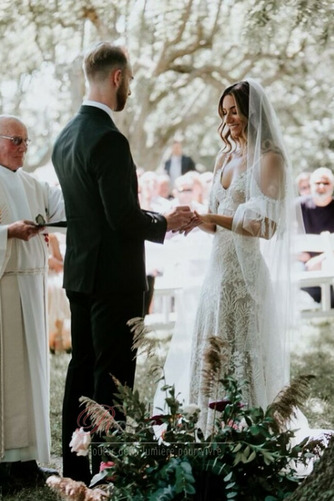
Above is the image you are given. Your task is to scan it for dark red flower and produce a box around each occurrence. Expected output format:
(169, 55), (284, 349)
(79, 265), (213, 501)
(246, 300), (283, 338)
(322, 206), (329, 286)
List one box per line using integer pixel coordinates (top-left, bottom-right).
(148, 414), (165, 425)
(209, 399), (245, 412)
(209, 398), (231, 411)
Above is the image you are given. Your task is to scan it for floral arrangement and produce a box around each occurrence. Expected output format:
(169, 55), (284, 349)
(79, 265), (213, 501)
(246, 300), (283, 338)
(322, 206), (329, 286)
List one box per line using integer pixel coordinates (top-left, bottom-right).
(47, 320), (327, 501)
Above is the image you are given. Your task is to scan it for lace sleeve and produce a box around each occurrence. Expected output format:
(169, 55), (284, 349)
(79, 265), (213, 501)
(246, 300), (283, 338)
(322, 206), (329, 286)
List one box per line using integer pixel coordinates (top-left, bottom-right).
(232, 197), (280, 239)
(232, 151), (285, 239)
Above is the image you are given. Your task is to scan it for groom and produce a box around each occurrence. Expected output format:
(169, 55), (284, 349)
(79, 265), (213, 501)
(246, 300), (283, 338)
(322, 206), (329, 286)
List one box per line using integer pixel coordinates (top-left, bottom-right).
(52, 42), (193, 484)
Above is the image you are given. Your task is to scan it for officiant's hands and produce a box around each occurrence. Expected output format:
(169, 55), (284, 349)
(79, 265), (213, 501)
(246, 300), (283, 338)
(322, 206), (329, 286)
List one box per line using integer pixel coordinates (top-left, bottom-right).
(164, 205), (196, 233)
(7, 220), (45, 241)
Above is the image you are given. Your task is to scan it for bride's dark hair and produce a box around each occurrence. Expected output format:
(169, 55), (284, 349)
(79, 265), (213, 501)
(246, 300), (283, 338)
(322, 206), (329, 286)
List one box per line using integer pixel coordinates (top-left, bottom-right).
(218, 81), (249, 152)
(218, 81), (281, 157)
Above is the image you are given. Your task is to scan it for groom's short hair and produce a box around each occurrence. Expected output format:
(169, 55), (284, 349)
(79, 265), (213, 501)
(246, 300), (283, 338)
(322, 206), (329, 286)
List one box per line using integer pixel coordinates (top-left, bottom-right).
(83, 42), (128, 82)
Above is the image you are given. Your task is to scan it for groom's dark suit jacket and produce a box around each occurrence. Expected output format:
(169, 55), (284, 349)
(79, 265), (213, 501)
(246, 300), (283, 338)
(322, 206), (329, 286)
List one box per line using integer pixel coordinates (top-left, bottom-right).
(52, 105), (167, 295)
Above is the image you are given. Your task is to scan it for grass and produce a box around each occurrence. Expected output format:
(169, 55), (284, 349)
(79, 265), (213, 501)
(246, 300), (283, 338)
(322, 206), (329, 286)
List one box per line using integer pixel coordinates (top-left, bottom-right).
(2, 318), (334, 499)
(49, 353), (70, 462)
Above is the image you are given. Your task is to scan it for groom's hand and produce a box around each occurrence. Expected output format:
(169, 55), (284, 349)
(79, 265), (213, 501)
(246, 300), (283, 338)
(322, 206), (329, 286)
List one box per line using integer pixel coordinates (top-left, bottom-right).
(181, 216), (202, 236)
(164, 206), (194, 232)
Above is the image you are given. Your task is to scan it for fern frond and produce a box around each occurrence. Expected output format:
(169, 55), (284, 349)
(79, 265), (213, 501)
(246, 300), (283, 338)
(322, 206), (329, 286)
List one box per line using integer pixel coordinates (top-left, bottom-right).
(127, 316), (156, 359)
(201, 336), (230, 398)
(111, 376), (147, 421)
(267, 374), (315, 431)
(79, 396), (122, 434)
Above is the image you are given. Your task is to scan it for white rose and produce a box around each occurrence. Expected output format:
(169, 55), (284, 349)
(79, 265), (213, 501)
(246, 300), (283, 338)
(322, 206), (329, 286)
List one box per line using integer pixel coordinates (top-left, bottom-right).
(69, 427), (91, 456)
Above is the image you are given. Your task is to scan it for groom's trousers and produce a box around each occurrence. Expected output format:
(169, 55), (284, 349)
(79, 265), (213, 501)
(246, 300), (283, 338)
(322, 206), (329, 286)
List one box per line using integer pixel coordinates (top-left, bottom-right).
(62, 289), (144, 484)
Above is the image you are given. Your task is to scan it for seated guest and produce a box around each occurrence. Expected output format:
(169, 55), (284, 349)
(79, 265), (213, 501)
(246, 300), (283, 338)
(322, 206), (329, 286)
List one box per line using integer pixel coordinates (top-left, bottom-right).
(199, 171), (213, 209)
(295, 171), (311, 196)
(297, 167), (334, 305)
(138, 171), (171, 314)
(139, 171), (172, 213)
(172, 173), (206, 213)
(157, 173), (173, 200)
(48, 233), (71, 353)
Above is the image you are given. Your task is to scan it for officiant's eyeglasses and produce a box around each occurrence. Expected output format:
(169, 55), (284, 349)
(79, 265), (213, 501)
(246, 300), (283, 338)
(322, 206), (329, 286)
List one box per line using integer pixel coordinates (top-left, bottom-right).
(0, 135), (31, 147)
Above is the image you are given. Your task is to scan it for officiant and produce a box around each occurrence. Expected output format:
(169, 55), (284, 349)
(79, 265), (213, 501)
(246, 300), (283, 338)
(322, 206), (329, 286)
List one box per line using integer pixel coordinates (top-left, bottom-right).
(0, 114), (64, 492)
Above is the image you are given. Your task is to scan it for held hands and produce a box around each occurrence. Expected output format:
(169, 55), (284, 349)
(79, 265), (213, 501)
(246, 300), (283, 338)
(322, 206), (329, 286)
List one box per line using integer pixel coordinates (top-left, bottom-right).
(164, 206), (196, 234)
(181, 211), (214, 236)
(7, 220), (45, 241)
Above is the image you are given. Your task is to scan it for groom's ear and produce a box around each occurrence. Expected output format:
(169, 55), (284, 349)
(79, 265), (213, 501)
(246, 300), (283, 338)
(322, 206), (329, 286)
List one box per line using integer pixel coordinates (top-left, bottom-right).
(111, 68), (122, 89)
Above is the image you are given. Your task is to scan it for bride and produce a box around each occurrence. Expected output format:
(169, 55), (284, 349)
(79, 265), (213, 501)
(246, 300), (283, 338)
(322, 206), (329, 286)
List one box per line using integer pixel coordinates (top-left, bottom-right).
(154, 79), (295, 436)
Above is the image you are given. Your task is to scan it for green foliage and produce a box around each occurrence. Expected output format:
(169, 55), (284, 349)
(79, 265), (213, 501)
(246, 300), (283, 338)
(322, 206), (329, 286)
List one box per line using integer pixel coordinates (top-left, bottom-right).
(87, 375), (324, 501)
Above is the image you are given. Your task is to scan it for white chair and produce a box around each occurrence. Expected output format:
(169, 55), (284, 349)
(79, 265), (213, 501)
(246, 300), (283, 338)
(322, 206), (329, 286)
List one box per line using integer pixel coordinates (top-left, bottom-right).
(293, 231), (334, 318)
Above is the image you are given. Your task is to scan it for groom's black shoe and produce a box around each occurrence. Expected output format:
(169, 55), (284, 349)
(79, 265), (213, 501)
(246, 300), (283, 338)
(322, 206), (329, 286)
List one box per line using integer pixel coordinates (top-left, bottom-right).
(0, 460), (59, 494)
(0, 462), (13, 494)
(11, 460), (59, 485)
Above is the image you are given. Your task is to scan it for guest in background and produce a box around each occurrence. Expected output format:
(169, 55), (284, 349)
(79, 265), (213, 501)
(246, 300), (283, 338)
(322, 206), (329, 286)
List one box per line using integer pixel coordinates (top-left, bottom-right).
(48, 233), (71, 353)
(138, 171), (171, 314)
(172, 172), (206, 213)
(164, 139), (197, 188)
(199, 171), (214, 209)
(139, 171), (172, 213)
(157, 173), (173, 200)
(295, 171), (311, 196)
(297, 167), (334, 306)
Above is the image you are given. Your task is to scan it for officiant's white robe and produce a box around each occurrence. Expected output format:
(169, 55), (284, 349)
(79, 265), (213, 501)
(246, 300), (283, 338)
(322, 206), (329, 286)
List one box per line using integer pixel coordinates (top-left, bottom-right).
(0, 165), (65, 462)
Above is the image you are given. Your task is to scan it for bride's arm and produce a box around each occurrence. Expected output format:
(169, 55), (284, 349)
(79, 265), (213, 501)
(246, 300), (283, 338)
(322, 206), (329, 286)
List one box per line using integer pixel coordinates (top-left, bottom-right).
(195, 212), (227, 233)
(199, 212), (275, 239)
(194, 151), (228, 234)
(196, 210), (217, 234)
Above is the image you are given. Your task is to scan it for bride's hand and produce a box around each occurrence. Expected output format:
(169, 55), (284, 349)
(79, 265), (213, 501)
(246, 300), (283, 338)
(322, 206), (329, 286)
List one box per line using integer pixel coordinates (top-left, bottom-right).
(193, 211), (213, 225)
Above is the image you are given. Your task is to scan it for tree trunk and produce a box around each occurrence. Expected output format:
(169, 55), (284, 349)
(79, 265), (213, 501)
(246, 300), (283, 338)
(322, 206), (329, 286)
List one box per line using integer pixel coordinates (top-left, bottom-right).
(287, 437), (334, 501)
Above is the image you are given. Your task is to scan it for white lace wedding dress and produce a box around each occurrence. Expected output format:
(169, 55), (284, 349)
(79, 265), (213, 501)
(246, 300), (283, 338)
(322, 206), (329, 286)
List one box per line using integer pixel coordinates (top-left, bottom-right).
(189, 166), (289, 435)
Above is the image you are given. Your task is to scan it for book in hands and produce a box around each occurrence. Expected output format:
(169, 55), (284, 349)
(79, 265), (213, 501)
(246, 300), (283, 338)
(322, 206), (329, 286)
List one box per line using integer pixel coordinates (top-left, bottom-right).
(35, 214), (67, 227)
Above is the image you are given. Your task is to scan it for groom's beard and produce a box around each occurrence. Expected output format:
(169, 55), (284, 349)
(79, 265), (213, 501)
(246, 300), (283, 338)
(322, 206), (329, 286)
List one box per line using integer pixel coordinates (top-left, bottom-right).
(115, 79), (128, 111)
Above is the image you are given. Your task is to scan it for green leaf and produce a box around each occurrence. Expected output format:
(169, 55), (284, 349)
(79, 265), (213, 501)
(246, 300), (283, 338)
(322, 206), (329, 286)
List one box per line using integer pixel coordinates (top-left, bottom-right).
(89, 469), (108, 487)
(224, 471), (233, 482)
(233, 452), (242, 466)
(249, 425), (262, 435)
(149, 486), (175, 501)
(232, 443), (242, 453)
(243, 445), (250, 457)
(244, 450), (256, 463)
(226, 492), (238, 499)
